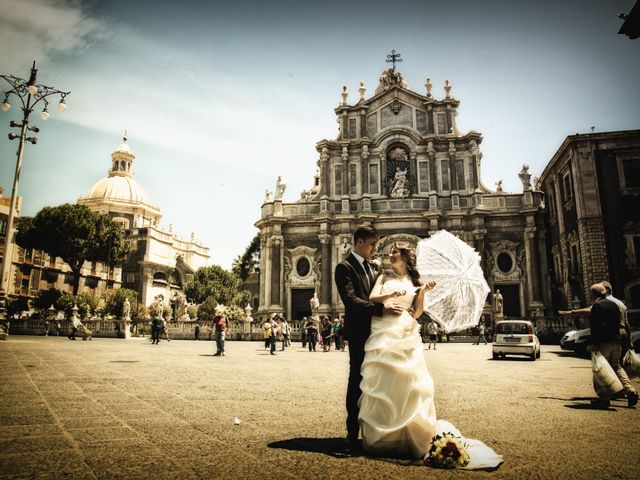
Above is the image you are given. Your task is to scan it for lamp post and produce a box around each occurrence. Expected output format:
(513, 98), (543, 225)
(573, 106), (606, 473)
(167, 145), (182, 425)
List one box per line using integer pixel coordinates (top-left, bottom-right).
(0, 61), (70, 319)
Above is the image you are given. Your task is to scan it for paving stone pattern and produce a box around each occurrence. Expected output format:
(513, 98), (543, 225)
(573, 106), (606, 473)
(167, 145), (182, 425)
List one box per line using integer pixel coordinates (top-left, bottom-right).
(1, 336), (639, 479)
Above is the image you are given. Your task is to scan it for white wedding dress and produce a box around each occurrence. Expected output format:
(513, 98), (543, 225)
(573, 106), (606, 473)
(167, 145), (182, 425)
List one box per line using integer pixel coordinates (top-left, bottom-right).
(358, 276), (502, 469)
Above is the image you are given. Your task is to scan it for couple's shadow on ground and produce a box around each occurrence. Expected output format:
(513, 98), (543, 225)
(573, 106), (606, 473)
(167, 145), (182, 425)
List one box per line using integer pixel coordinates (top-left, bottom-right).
(267, 438), (419, 465)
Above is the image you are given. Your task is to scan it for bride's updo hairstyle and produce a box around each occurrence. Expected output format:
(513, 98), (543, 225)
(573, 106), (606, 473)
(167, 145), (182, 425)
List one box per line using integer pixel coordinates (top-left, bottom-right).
(392, 242), (422, 287)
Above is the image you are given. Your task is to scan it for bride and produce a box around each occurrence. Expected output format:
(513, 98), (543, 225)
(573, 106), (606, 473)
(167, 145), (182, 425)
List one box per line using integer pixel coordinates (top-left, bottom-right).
(358, 242), (502, 469)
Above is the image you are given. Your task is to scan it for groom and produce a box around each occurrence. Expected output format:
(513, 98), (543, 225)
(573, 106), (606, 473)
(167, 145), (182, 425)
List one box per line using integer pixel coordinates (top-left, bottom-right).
(334, 225), (404, 447)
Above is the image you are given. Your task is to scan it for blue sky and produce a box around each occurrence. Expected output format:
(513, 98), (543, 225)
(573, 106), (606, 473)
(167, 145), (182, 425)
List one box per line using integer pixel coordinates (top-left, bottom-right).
(1, 0), (639, 268)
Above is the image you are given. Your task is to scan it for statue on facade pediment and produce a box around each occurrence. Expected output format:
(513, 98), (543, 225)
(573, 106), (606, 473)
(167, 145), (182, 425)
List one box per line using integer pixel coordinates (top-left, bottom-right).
(376, 68), (409, 93)
(264, 189), (273, 203)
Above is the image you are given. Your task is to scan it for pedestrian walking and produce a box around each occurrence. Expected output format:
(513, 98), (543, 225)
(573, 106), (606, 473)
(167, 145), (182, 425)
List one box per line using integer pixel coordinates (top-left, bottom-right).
(269, 315), (278, 355)
(194, 323), (200, 341)
(213, 307), (228, 356)
(279, 316), (290, 351)
(474, 321), (487, 345)
(333, 318), (344, 351)
(305, 317), (318, 352)
(588, 283), (638, 408)
(151, 316), (163, 344)
(321, 317), (333, 352)
(426, 319), (439, 350)
(601, 281), (632, 362)
(301, 316), (308, 348)
(263, 317), (273, 350)
(68, 315), (83, 340)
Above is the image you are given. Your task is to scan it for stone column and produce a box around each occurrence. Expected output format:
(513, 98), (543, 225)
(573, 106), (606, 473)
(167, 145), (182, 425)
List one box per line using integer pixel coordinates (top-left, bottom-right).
(525, 225), (543, 310)
(409, 152), (418, 196)
(473, 228), (487, 271)
(318, 234), (332, 307)
(264, 236), (272, 308)
(319, 148), (330, 197)
(341, 146), (349, 212)
(270, 235), (283, 306)
(259, 235), (267, 308)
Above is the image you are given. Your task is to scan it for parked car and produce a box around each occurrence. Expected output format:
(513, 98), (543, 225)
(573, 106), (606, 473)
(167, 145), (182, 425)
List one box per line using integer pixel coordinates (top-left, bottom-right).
(560, 327), (591, 355)
(492, 320), (541, 361)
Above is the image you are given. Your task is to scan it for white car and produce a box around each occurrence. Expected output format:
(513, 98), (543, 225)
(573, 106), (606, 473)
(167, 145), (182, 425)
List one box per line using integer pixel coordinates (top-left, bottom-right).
(492, 320), (541, 361)
(560, 328), (591, 355)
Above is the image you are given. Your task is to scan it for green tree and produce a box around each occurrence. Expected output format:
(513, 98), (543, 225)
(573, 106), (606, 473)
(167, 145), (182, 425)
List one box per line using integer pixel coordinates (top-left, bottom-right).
(196, 295), (217, 322)
(232, 233), (261, 281)
(56, 293), (99, 319)
(101, 288), (138, 318)
(32, 288), (63, 314)
(16, 204), (128, 295)
(6, 297), (29, 318)
(184, 265), (249, 306)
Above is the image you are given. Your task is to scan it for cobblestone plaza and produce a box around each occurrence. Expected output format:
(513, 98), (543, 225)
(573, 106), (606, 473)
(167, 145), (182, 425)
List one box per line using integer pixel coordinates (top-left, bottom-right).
(1, 337), (639, 479)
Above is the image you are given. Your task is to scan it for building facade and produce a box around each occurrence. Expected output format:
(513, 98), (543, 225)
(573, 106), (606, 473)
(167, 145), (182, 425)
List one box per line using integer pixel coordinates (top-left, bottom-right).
(1, 188), (122, 302)
(540, 130), (640, 310)
(255, 68), (548, 325)
(78, 138), (211, 309)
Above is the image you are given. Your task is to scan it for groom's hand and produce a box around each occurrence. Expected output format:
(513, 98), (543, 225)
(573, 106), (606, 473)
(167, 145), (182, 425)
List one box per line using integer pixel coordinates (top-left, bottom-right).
(384, 302), (405, 316)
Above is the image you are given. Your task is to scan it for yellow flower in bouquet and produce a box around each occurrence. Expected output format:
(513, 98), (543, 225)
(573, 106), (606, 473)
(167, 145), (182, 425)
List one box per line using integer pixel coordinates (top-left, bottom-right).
(424, 433), (470, 469)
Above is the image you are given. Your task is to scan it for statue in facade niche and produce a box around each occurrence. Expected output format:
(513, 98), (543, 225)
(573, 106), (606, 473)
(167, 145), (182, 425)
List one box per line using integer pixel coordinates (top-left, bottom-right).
(340, 237), (351, 255)
(275, 176), (287, 200)
(493, 290), (504, 317)
(390, 167), (409, 198)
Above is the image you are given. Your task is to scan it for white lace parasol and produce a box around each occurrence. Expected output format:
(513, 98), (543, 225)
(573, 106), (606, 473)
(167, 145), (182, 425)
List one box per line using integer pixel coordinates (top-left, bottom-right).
(416, 230), (490, 332)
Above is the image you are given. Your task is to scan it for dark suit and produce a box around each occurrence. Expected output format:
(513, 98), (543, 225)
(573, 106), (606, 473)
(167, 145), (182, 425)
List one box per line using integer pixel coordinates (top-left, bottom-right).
(335, 253), (384, 439)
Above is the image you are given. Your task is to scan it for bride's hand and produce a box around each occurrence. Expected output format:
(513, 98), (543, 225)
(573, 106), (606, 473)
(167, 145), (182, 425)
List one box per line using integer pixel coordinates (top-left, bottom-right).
(392, 289), (406, 298)
(423, 281), (436, 291)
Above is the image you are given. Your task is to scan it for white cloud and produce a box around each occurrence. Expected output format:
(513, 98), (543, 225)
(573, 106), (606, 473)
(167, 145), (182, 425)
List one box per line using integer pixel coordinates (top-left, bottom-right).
(0, 0), (107, 72)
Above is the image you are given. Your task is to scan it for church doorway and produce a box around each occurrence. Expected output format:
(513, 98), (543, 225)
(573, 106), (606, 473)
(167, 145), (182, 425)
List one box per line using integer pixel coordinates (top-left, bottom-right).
(290, 288), (315, 321)
(496, 284), (521, 318)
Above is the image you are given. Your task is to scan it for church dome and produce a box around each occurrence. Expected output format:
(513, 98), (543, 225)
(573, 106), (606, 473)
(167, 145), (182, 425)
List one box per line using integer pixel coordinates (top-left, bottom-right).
(78, 136), (162, 224)
(84, 175), (153, 205)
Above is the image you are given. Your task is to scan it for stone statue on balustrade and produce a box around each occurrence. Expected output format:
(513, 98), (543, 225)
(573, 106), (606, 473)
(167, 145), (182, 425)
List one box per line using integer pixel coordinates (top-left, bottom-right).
(121, 298), (131, 321)
(274, 176), (287, 201)
(244, 303), (253, 323)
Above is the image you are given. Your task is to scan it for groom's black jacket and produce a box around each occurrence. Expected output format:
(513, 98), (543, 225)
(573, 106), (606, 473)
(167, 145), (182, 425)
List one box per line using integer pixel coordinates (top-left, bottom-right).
(335, 253), (384, 343)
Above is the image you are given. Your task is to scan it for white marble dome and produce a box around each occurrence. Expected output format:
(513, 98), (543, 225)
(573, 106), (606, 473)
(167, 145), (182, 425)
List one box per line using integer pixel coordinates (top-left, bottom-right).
(84, 175), (153, 205)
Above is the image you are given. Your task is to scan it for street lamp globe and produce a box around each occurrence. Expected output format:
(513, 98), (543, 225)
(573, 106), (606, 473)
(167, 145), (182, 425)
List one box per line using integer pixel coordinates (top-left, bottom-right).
(0, 102), (9, 112)
(58, 101), (67, 112)
(40, 108), (49, 120)
(27, 84), (38, 95)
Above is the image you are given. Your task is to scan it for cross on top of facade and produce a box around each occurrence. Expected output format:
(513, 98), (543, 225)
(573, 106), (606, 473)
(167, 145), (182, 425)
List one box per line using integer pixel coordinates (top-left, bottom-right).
(386, 50), (402, 70)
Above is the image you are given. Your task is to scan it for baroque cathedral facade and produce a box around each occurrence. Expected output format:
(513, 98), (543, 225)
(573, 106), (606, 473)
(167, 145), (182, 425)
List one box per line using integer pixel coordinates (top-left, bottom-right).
(255, 68), (548, 325)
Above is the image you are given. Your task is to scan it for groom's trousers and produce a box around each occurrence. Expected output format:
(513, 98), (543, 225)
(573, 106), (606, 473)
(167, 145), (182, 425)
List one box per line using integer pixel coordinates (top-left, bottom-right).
(346, 337), (366, 438)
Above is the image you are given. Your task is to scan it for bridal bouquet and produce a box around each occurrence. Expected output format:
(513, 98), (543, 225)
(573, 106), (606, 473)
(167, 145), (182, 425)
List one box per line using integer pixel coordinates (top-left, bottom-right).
(424, 433), (470, 469)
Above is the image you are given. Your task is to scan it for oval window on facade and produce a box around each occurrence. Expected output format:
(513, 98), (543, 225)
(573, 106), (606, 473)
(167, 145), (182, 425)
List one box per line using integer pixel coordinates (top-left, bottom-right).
(296, 257), (311, 277)
(496, 251), (514, 274)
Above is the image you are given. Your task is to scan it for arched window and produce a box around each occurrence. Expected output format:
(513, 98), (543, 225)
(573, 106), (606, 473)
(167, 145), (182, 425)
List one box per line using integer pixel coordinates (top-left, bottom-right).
(153, 272), (167, 284)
